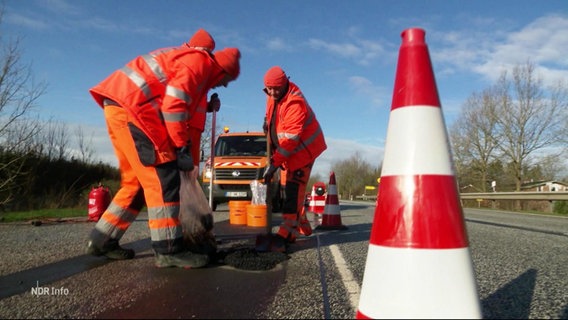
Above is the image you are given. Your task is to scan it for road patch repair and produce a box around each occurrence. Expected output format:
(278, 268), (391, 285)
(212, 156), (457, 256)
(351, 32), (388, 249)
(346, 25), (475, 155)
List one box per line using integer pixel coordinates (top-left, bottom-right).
(195, 217), (290, 271)
(215, 239), (289, 271)
(179, 169), (290, 271)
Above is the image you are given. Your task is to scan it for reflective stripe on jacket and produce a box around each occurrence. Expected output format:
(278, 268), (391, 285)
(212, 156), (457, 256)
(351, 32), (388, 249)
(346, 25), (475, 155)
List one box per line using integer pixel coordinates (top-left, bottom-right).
(265, 82), (327, 171)
(90, 47), (220, 164)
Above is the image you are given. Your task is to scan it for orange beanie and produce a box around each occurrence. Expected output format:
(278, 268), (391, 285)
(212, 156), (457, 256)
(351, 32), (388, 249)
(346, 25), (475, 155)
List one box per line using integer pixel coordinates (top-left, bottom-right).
(264, 66), (288, 87)
(188, 28), (215, 52)
(215, 48), (241, 80)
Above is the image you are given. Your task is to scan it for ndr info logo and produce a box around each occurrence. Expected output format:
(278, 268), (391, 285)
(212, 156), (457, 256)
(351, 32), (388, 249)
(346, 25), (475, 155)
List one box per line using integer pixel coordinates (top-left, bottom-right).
(31, 281), (69, 296)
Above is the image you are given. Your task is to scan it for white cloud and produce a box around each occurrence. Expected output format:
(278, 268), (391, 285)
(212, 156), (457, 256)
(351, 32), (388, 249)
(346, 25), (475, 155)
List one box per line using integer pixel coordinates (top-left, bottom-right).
(307, 36), (386, 66)
(39, 0), (81, 16)
(348, 76), (390, 108)
(312, 137), (384, 177)
(266, 37), (290, 51)
(434, 14), (568, 87)
(5, 12), (50, 30)
(308, 39), (360, 58)
(483, 14), (568, 85)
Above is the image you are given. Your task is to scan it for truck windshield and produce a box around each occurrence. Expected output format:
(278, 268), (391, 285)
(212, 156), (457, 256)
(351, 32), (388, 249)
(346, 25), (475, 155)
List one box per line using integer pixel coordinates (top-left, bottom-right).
(215, 135), (267, 156)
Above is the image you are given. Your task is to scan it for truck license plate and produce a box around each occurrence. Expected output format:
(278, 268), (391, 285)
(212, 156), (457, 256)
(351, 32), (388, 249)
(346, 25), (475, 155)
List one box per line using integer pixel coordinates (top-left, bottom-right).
(226, 191), (247, 197)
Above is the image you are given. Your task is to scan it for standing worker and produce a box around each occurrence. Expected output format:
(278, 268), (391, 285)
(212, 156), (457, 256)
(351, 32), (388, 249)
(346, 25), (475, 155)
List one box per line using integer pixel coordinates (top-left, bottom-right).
(86, 32), (241, 268)
(262, 66), (327, 252)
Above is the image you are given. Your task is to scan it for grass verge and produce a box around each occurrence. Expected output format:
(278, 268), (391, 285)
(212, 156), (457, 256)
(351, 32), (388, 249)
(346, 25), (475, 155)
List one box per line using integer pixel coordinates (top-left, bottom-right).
(0, 208), (86, 223)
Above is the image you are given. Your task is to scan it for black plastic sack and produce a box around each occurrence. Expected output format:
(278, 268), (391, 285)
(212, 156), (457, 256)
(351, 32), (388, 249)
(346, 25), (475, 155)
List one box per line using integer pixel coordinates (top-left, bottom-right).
(179, 171), (217, 257)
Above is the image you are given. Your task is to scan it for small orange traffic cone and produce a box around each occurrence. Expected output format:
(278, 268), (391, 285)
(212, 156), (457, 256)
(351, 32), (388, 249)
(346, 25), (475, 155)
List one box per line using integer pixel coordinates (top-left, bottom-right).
(356, 28), (481, 319)
(315, 172), (347, 230)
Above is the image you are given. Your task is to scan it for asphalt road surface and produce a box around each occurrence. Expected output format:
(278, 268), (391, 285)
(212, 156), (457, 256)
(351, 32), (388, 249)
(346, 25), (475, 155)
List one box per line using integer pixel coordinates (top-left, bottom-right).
(0, 201), (567, 319)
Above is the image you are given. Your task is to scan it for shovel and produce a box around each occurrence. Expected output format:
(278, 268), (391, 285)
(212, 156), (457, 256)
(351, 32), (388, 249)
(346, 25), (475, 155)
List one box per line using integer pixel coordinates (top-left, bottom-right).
(208, 93), (218, 210)
(255, 130), (274, 252)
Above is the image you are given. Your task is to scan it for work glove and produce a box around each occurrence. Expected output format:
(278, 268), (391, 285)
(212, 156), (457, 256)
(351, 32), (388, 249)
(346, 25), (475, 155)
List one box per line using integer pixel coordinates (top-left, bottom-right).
(176, 145), (194, 172)
(262, 116), (268, 134)
(206, 93), (220, 113)
(263, 164), (278, 184)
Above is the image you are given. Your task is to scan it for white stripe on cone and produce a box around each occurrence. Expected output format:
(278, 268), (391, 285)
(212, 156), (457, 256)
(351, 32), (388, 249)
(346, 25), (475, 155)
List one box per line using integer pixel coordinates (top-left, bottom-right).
(358, 246), (480, 319)
(382, 106), (453, 176)
(323, 184), (339, 214)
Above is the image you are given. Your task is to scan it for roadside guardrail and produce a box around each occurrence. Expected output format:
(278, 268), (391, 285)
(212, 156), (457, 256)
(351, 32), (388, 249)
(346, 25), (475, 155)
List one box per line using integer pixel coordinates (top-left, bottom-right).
(355, 191), (568, 201)
(354, 191), (568, 213)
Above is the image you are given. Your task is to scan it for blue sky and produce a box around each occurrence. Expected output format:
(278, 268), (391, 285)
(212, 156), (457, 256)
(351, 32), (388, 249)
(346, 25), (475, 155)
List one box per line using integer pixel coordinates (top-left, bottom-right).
(4, 0), (568, 177)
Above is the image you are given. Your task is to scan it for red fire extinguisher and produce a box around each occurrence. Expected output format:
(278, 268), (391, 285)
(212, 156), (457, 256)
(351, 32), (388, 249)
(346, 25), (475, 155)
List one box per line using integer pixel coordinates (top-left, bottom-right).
(88, 183), (111, 222)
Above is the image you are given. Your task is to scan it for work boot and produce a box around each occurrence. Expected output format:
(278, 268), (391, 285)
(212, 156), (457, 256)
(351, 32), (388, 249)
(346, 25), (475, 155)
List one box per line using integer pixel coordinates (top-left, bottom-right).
(86, 240), (135, 260)
(269, 234), (288, 253)
(155, 250), (209, 269)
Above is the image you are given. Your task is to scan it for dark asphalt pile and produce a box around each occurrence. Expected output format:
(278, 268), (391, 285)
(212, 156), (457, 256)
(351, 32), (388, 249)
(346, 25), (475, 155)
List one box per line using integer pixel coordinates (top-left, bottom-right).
(219, 247), (289, 271)
(183, 227), (289, 271)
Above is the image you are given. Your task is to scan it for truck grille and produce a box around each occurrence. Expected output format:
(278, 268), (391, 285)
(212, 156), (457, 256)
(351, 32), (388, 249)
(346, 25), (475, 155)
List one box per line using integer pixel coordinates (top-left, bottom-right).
(218, 184), (250, 191)
(214, 168), (262, 180)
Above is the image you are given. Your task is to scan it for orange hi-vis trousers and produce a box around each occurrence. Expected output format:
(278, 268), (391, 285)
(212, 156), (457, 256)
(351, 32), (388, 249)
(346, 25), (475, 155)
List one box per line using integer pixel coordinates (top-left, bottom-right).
(276, 163), (313, 242)
(89, 104), (184, 255)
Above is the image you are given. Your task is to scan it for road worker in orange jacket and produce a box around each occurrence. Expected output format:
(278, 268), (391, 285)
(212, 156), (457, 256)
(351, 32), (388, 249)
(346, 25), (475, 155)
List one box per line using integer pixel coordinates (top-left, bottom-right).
(86, 35), (241, 268)
(262, 66), (327, 252)
(186, 29), (221, 171)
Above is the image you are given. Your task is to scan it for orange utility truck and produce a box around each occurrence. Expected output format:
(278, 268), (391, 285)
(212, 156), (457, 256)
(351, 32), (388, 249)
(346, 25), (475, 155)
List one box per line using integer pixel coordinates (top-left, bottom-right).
(201, 130), (281, 211)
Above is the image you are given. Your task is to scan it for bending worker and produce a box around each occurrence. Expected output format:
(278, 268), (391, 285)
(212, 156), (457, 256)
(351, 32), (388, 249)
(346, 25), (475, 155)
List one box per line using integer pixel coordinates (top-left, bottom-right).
(262, 66), (327, 252)
(86, 31), (241, 268)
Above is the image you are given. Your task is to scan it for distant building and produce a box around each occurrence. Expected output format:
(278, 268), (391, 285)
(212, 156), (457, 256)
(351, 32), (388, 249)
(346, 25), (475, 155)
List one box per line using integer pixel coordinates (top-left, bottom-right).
(521, 180), (568, 192)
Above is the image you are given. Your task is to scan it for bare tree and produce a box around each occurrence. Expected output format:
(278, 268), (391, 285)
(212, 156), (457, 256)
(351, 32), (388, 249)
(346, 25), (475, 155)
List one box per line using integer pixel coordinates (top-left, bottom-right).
(331, 151), (372, 199)
(0, 6), (47, 207)
(495, 61), (567, 191)
(524, 154), (564, 181)
(450, 87), (501, 191)
(75, 126), (96, 163)
(39, 118), (70, 160)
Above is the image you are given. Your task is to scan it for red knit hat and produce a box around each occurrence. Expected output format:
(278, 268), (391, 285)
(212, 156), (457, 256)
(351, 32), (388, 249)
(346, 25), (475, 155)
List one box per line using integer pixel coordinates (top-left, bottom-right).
(188, 28), (215, 52)
(264, 66), (288, 87)
(214, 48), (241, 80)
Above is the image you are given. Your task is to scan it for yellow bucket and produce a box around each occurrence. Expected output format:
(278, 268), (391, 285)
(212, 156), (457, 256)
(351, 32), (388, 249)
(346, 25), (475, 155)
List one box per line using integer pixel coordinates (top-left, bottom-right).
(229, 200), (250, 225)
(246, 204), (267, 227)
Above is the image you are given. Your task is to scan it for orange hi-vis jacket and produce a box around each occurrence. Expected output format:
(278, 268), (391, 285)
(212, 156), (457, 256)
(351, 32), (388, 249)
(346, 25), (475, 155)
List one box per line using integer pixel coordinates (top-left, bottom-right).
(90, 47), (223, 165)
(265, 81), (327, 171)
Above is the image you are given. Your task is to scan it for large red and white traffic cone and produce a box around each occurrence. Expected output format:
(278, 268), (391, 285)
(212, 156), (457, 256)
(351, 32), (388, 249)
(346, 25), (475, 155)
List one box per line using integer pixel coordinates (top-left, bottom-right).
(356, 28), (481, 319)
(316, 172), (347, 230)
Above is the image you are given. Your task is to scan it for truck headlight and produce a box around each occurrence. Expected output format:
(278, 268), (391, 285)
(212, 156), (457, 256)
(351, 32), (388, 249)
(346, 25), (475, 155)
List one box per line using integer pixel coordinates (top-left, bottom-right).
(205, 170), (212, 179)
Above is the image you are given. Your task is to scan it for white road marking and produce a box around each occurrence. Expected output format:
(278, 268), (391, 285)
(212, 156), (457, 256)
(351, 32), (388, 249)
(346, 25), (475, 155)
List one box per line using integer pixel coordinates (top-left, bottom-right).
(329, 244), (360, 311)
